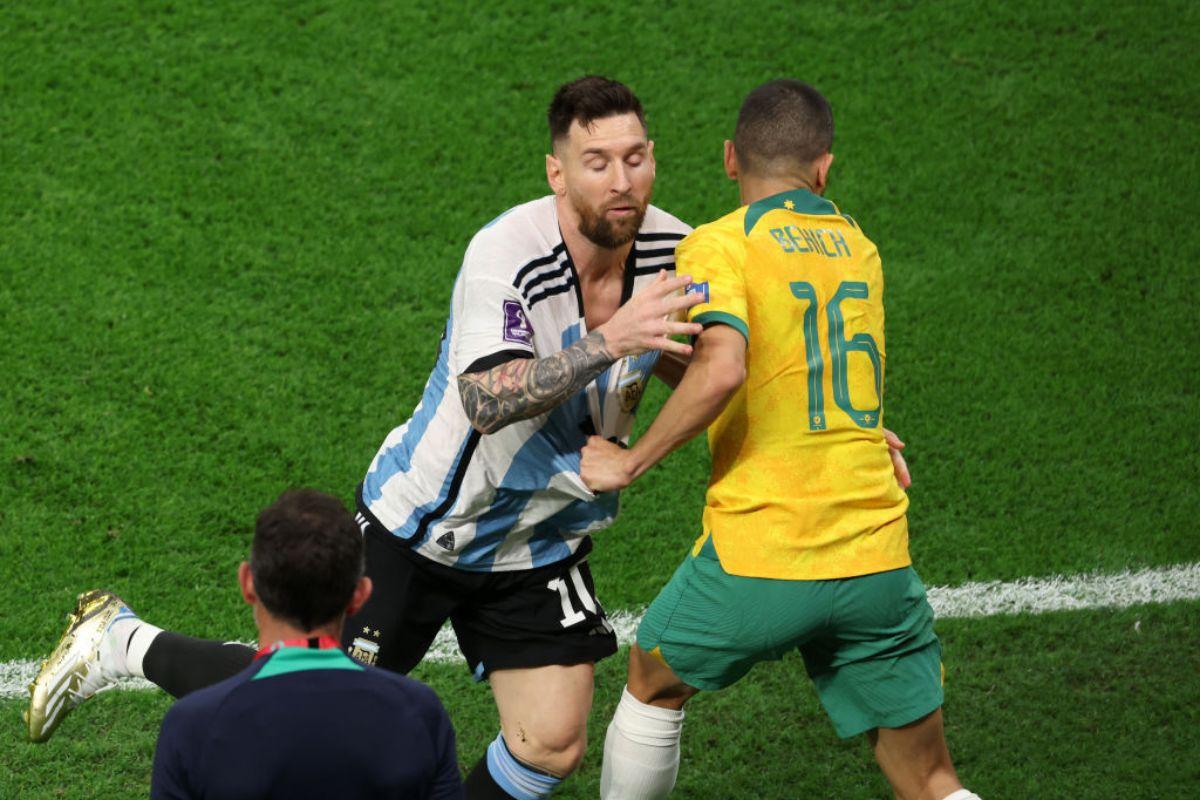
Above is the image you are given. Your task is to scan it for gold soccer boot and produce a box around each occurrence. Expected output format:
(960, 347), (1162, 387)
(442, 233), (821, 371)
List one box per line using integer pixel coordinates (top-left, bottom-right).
(25, 589), (129, 742)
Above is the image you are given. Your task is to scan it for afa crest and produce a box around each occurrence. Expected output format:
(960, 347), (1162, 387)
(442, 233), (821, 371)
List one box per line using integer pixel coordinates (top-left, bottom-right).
(348, 637), (380, 667)
(617, 370), (647, 413)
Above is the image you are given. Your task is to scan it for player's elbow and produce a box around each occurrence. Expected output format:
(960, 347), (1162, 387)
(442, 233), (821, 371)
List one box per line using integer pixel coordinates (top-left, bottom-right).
(464, 411), (505, 436)
(707, 361), (745, 398)
(456, 376), (505, 435)
(467, 419), (496, 435)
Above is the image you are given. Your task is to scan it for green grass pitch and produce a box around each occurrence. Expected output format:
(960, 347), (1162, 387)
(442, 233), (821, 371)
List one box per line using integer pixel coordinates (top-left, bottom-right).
(1, 0), (1198, 797)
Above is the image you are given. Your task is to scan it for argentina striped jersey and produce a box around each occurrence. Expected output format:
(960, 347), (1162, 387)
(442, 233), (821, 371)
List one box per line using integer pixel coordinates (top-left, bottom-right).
(360, 195), (690, 572)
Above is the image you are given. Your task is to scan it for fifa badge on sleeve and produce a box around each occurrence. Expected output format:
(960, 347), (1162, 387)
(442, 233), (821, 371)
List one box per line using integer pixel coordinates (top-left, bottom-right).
(502, 300), (534, 346)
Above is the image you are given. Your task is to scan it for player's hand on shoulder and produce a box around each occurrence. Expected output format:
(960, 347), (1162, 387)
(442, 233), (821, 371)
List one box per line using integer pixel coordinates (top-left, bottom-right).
(596, 270), (703, 358)
(580, 435), (634, 493)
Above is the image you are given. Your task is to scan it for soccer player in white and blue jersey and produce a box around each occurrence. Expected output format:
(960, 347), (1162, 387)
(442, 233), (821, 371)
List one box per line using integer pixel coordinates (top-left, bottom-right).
(360, 194), (688, 573)
(27, 76), (704, 800)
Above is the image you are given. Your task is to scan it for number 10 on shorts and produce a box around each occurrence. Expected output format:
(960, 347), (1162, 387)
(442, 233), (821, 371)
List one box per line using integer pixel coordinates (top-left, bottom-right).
(547, 566), (597, 628)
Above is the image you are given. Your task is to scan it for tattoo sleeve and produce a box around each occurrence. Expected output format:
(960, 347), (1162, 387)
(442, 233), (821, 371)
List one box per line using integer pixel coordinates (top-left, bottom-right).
(456, 331), (615, 434)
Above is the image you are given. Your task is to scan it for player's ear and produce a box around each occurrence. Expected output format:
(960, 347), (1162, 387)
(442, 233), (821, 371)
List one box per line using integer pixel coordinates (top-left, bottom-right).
(346, 576), (373, 617)
(812, 152), (834, 194)
(237, 561), (257, 606)
(723, 140), (738, 180)
(546, 152), (566, 196)
(647, 139), (656, 176)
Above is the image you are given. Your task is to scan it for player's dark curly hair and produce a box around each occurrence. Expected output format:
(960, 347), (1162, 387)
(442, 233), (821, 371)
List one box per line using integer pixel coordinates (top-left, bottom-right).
(734, 79), (833, 175)
(547, 75), (646, 148)
(251, 488), (364, 631)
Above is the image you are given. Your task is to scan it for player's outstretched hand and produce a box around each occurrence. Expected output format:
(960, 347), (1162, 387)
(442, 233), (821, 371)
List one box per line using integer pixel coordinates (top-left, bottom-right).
(883, 428), (911, 489)
(596, 270), (704, 358)
(580, 436), (634, 493)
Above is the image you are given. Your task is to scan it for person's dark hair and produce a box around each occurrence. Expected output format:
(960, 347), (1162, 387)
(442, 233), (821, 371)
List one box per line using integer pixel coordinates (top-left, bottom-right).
(733, 79), (833, 176)
(547, 76), (646, 148)
(250, 489), (364, 631)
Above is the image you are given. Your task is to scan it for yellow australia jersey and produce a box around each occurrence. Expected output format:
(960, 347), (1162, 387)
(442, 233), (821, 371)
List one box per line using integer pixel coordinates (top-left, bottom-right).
(679, 188), (910, 580)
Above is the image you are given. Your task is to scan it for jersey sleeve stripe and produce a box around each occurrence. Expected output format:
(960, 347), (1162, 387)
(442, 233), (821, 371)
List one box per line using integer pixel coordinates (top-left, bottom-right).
(636, 232), (686, 242)
(512, 243), (566, 287)
(518, 257), (571, 297)
(694, 310), (749, 342)
(527, 278), (577, 309)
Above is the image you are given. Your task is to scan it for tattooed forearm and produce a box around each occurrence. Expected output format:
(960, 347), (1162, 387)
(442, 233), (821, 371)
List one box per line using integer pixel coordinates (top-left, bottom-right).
(457, 331), (615, 434)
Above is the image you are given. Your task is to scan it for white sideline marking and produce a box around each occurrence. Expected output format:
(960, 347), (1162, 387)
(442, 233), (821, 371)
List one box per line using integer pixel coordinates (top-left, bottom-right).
(925, 561), (1200, 618)
(3, 562), (1198, 700)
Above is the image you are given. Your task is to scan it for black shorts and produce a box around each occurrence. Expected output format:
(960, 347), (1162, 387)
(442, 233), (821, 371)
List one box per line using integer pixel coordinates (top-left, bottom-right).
(341, 511), (618, 679)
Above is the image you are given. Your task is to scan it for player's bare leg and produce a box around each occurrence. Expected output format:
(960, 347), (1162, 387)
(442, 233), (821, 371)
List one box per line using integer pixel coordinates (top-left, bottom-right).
(462, 663), (594, 798)
(624, 643), (699, 710)
(493, 663), (594, 773)
(600, 644), (698, 800)
(869, 709), (979, 800)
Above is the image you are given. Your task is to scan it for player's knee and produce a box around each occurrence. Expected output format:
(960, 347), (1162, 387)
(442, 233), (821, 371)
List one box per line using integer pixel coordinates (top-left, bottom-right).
(543, 734), (587, 776)
(507, 724), (587, 777)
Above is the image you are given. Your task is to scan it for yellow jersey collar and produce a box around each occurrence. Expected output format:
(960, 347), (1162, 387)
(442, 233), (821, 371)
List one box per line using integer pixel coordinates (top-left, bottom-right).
(743, 188), (837, 236)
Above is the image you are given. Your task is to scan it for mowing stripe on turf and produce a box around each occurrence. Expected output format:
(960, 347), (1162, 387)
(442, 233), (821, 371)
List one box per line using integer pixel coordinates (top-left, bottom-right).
(3, 561), (1198, 699)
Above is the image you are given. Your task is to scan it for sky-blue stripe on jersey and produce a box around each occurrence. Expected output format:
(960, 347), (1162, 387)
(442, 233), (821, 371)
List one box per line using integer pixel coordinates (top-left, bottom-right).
(361, 307), (454, 506)
(456, 395), (593, 569)
(394, 431), (474, 546)
(522, 347), (658, 565)
(525, 492), (617, 566)
(456, 322), (614, 570)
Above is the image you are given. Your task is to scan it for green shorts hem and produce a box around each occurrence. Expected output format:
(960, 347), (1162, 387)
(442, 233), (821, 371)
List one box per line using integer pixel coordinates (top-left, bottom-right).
(830, 693), (945, 739)
(635, 634), (731, 693)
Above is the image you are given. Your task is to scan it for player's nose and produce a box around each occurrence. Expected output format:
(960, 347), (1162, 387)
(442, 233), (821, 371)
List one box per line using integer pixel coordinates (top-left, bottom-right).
(611, 163), (633, 194)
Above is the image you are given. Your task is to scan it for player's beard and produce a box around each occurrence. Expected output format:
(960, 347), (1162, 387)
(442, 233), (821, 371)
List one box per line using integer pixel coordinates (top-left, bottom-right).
(575, 194), (647, 249)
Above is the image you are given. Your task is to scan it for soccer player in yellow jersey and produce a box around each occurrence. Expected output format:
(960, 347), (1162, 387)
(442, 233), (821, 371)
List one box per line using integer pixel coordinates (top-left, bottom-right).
(581, 80), (981, 800)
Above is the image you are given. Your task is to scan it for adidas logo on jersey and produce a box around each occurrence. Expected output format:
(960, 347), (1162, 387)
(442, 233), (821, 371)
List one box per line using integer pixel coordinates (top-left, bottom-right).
(589, 618), (615, 636)
(436, 532), (455, 551)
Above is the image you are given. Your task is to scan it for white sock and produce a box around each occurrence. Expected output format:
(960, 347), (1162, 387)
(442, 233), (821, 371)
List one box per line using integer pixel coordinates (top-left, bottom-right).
(600, 686), (686, 800)
(942, 790), (982, 800)
(103, 609), (162, 680)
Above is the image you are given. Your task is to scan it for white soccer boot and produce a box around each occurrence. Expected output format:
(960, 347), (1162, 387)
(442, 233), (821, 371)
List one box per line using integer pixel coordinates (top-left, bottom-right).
(25, 589), (133, 742)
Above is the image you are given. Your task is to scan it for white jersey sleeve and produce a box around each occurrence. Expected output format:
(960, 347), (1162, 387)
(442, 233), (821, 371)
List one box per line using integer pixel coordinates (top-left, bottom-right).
(454, 278), (535, 371)
(454, 236), (537, 371)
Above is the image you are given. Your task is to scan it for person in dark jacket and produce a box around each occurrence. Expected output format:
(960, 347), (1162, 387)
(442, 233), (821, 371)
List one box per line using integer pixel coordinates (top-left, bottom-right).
(150, 488), (464, 799)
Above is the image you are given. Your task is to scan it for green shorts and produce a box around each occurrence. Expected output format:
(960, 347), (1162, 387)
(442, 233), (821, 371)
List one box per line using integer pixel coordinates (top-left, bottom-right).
(637, 536), (943, 738)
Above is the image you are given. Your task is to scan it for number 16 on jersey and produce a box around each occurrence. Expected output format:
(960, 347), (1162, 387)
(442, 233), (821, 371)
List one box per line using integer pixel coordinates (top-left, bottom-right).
(789, 280), (882, 431)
